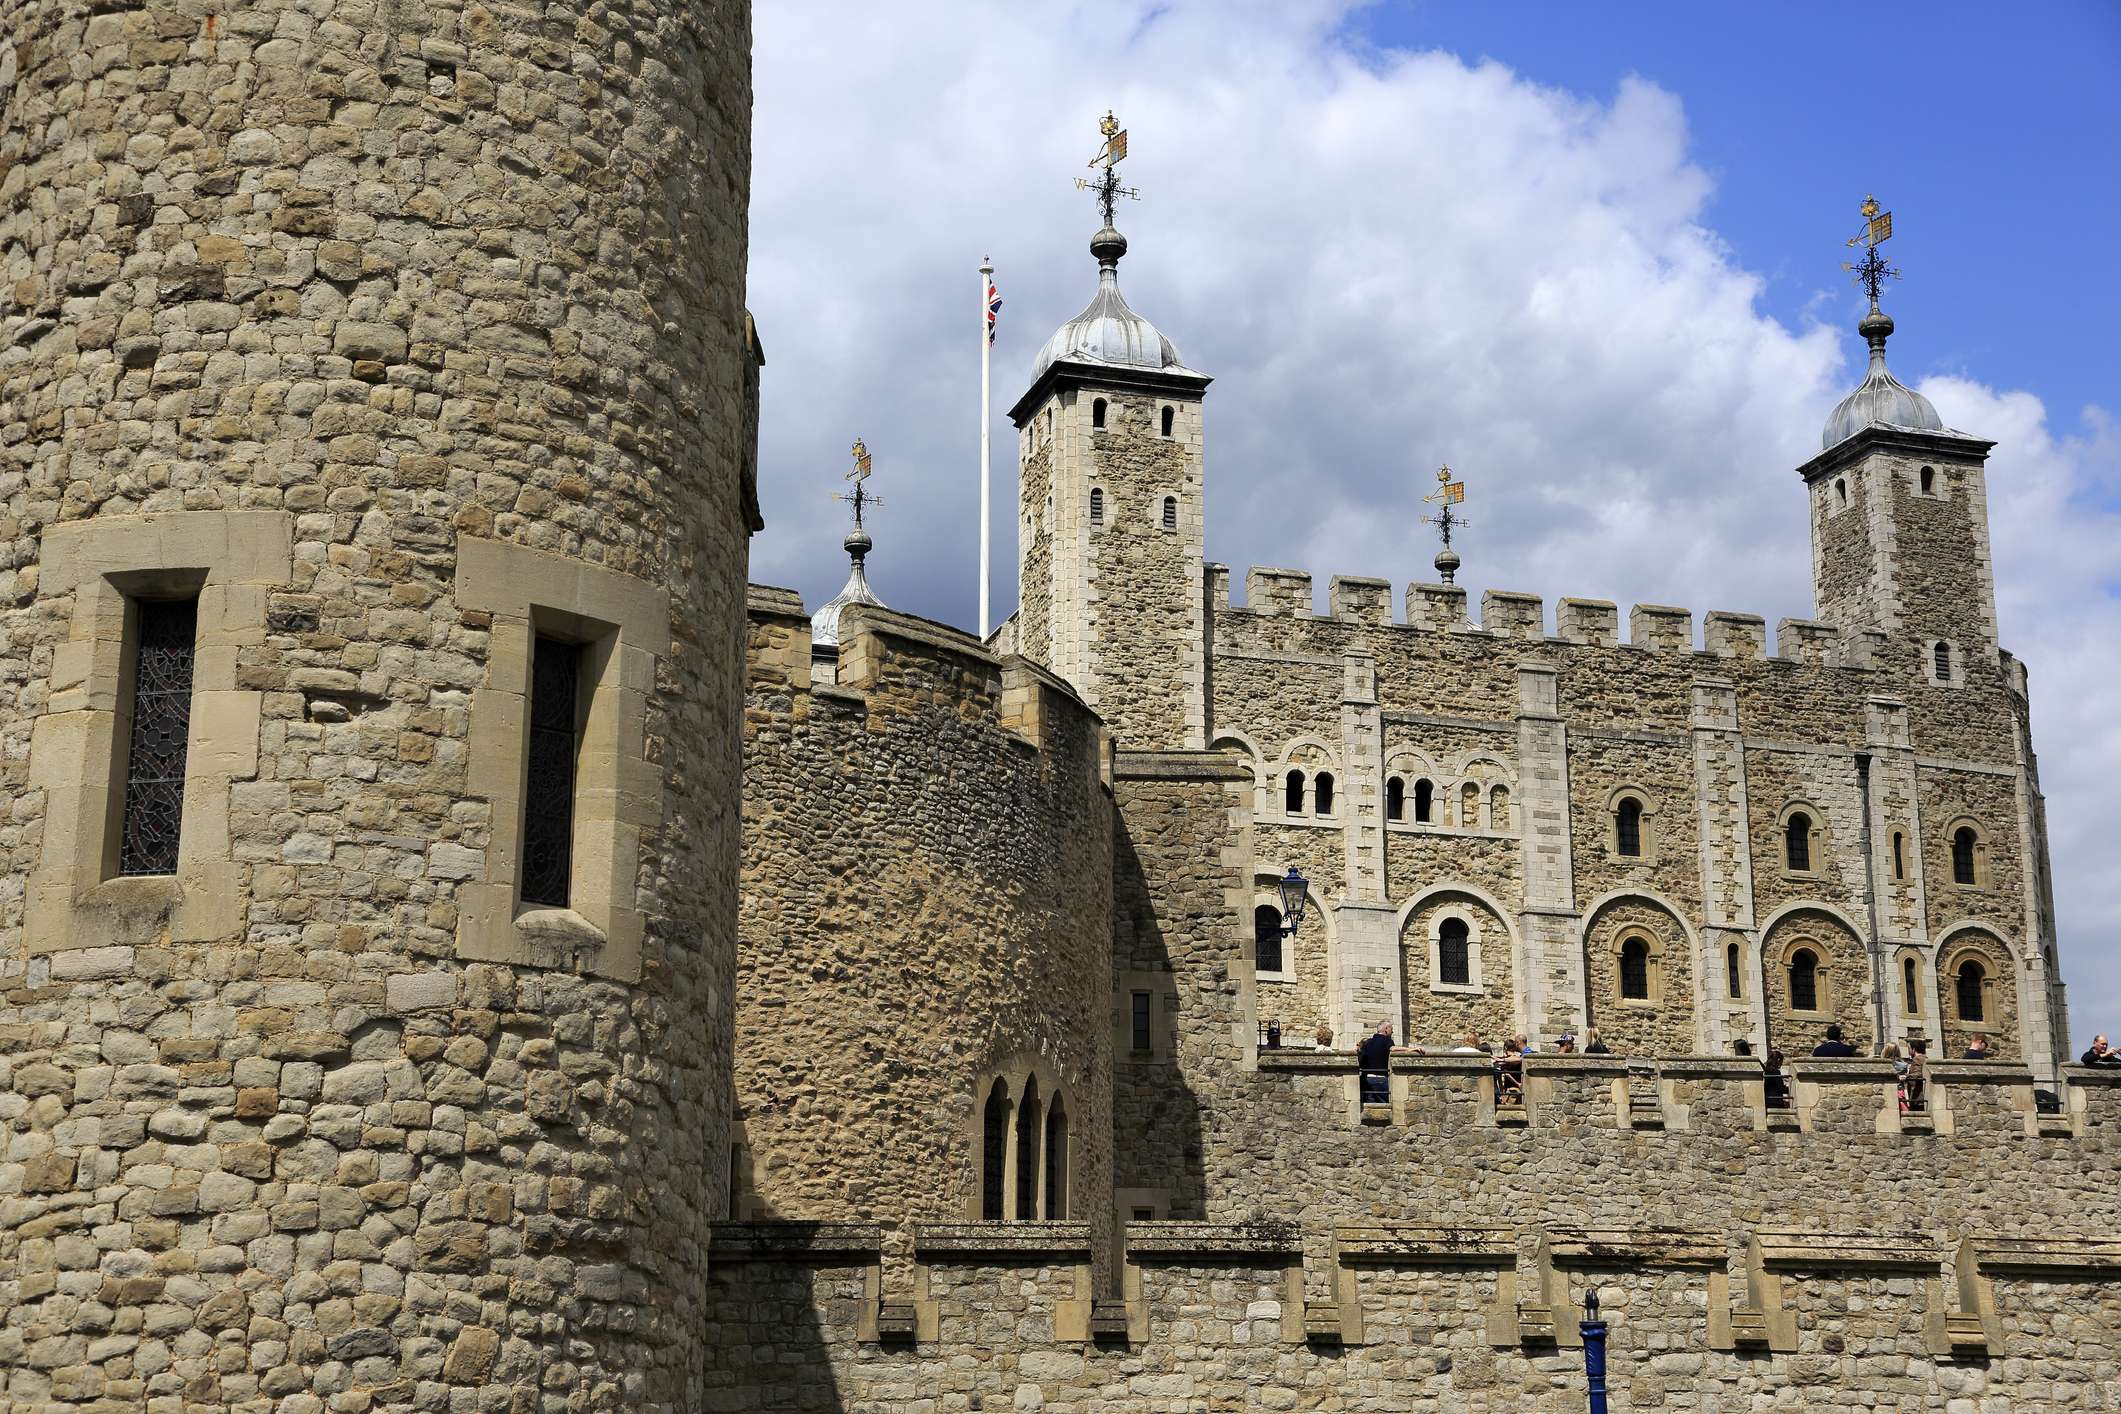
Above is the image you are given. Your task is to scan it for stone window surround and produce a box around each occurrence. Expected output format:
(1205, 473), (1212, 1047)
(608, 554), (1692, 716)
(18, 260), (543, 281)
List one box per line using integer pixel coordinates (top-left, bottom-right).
(1912, 462), (1945, 500)
(1771, 935), (1838, 1020)
(1148, 485), (1182, 532)
(1088, 483), (1109, 530)
(1116, 1187), (1170, 1222)
(1938, 934), (2008, 1026)
(964, 1057), (1077, 1222)
(1605, 785), (1661, 865)
(1116, 970), (1181, 1054)
(454, 536), (667, 984)
(1827, 471), (1853, 515)
(1250, 885), (1306, 985)
(1924, 637), (1965, 689)
(24, 512), (293, 955)
(1942, 816), (1992, 890)
(1610, 929), (1667, 1008)
(1775, 800), (1826, 881)
(1895, 946), (1927, 1019)
(1422, 906), (1486, 995)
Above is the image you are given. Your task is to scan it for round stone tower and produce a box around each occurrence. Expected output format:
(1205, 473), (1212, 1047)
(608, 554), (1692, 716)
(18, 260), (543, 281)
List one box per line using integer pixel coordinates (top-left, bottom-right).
(0, 0), (755, 1407)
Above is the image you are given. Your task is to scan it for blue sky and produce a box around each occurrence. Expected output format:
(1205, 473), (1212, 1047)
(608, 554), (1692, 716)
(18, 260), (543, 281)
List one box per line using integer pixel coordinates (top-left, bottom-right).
(749, 2), (2121, 1050)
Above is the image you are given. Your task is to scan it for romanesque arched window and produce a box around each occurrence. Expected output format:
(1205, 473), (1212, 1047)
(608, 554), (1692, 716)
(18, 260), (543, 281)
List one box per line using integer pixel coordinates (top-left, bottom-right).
(1726, 942), (1742, 999)
(1489, 784), (1510, 830)
(1788, 948), (1820, 1013)
(1616, 797), (1643, 858)
(1785, 812), (1813, 873)
(1043, 1099), (1069, 1219)
(1952, 826), (1978, 886)
(1620, 936), (1651, 1001)
(1460, 782), (1480, 830)
(1161, 405), (1175, 437)
(1934, 640), (1953, 684)
(1891, 830), (1906, 880)
(1920, 465), (1936, 495)
(1438, 917), (1471, 987)
(1284, 770), (1305, 815)
(1161, 495), (1177, 531)
(1903, 956), (1921, 1014)
(1955, 958), (1987, 1023)
(980, 1081), (1009, 1220)
(1014, 1078), (1042, 1220)
(1254, 903), (1284, 974)
(1385, 776), (1405, 822)
(1089, 487), (1104, 526)
(1414, 778), (1433, 823)
(1092, 397), (1107, 428)
(1314, 772), (1335, 815)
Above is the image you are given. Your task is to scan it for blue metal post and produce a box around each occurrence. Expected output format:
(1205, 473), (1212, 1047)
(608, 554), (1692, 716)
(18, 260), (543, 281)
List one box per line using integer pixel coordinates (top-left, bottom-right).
(1580, 1287), (1609, 1414)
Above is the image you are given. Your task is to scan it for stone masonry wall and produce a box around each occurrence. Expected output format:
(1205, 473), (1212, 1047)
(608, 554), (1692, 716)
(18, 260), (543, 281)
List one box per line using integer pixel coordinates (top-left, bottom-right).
(0, 0), (754, 1407)
(737, 598), (1115, 1272)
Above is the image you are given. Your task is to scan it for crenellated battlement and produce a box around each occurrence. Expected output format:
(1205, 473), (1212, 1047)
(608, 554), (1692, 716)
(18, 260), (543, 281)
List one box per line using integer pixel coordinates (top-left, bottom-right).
(1209, 562), (1902, 670)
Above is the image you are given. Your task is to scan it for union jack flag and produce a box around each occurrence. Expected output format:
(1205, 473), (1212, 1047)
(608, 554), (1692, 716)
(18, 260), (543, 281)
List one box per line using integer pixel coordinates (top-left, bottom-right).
(986, 280), (1002, 345)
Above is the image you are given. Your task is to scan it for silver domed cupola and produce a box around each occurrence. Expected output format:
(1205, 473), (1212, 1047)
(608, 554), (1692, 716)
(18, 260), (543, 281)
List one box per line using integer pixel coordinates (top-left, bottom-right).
(1821, 307), (1946, 450)
(1030, 224), (1201, 383)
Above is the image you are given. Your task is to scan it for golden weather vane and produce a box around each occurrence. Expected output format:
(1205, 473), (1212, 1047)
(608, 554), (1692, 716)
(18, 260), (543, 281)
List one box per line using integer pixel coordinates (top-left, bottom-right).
(1074, 109), (1140, 227)
(831, 437), (881, 528)
(1421, 465), (1469, 584)
(1840, 193), (1900, 309)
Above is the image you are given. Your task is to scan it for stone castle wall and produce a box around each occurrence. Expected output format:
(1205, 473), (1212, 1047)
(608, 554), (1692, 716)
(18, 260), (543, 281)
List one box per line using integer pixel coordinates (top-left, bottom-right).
(737, 595), (1116, 1274)
(0, 0), (754, 1406)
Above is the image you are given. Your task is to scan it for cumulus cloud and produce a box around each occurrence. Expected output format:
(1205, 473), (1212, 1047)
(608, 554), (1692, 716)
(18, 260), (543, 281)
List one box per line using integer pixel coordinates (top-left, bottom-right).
(745, 1), (2121, 1037)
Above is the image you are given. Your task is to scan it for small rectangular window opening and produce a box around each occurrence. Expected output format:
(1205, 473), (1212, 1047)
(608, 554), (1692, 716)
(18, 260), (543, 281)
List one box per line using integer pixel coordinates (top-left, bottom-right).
(118, 597), (200, 876)
(521, 635), (583, 908)
(1130, 991), (1152, 1052)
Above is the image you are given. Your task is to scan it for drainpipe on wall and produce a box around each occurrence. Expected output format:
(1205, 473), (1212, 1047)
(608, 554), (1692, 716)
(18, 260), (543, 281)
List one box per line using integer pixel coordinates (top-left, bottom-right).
(1854, 752), (1889, 1048)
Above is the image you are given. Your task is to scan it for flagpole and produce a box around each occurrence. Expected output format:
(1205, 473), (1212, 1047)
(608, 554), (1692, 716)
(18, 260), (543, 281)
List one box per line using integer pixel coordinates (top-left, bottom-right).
(979, 256), (993, 640)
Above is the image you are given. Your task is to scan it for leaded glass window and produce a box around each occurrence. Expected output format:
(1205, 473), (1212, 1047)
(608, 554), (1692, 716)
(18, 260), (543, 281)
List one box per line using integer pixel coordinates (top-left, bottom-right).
(521, 636), (582, 907)
(118, 598), (198, 876)
(1438, 917), (1471, 986)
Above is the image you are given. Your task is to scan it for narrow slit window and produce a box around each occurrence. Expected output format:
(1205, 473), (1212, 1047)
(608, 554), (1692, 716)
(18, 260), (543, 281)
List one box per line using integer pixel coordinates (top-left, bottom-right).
(1903, 956), (1920, 1014)
(1284, 770), (1305, 815)
(1131, 990), (1152, 1050)
(1414, 778), (1433, 823)
(118, 597), (200, 876)
(1385, 777), (1405, 821)
(1314, 771), (1335, 815)
(1091, 397), (1107, 429)
(1161, 405), (1175, 437)
(1043, 1102), (1068, 1219)
(1933, 641), (1952, 683)
(1438, 917), (1471, 987)
(1161, 495), (1177, 531)
(1920, 465), (1935, 495)
(980, 1082), (1008, 1220)
(1952, 827), (1978, 886)
(1785, 812), (1812, 873)
(1089, 487), (1105, 526)
(1836, 477), (1848, 506)
(1891, 830), (1906, 880)
(1616, 797), (1643, 857)
(1014, 1080), (1041, 1219)
(521, 635), (583, 908)
(1726, 942), (1742, 999)
(1253, 904), (1284, 974)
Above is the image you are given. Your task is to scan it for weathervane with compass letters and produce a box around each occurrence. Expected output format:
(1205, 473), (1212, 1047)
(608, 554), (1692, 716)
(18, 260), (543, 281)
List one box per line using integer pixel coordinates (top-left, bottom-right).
(1075, 110), (1140, 227)
(831, 437), (881, 531)
(1421, 465), (1469, 584)
(1841, 193), (1900, 310)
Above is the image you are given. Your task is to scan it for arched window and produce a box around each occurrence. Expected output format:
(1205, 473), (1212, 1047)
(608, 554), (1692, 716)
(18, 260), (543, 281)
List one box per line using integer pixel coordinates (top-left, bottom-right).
(1891, 831), (1906, 880)
(1043, 1100), (1069, 1219)
(1314, 772), (1335, 815)
(1616, 797), (1643, 857)
(1620, 937), (1652, 1001)
(980, 1081), (1009, 1220)
(1385, 777), (1405, 822)
(1726, 942), (1742, 999)
(1284, 770), (1305, 815)
(1955, 959), (1986, 1022)
(1089, 487), (1104, 526)
(1903, 956), (1920, 1014)
(1438, 917), (1471, 986)
(1489, 785), (1510, 830)
(1785, 812), (1812, 873)
(1091, 397), (1107, 428)
(1952, 826), (1977, 885)
(1253, 904), (1284, 974)
(1161, 406), (1175, 437)
(1014, 1079), (1041, 1219)
(1920, 465), (1935, 495)
(1461, 782), (1481, 830)
(1933, 640), (1952, 684)
(1788, 948), (1819, 1013)
(1835, 477), (1848, 506)
(1414, 778), (1433, 823)
(1161, 495), (1177, 531)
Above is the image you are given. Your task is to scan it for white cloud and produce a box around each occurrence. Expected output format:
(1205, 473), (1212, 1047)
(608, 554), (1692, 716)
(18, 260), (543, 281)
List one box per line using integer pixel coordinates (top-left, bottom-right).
(747, 1), (2121, 1043)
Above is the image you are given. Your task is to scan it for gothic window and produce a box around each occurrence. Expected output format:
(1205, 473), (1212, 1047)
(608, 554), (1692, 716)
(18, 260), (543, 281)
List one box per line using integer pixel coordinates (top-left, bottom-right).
(1955, 959), (1987, 1022)
(1314, 771), (1335, 815)
(1161, 495), (1177, 531)
(118, 597), (199, 876)
(1785, 812), (1813, 873)
(1620, 936), (1651, 1001)
(521, 636), (582, 908)
(1438, 917), (1471, 987)
(1920, 465), (1935, 495)
(1788, 948), (1820, 1013)
(1130, 991), (1152, 1050)
(1952, 826), (1978, 885)
(1254, 904), (1284, 974)
(1461, 782), (1480, 829)
(1903, 956), (1921, 1014)
(1015, 1079), (1041, 1219)
(980, 1081), (1008, 1220)
(1089, 487), (1105, 526)
(1043, 1100), (1068, 1219)
(1726, 942), (1743, 999)
(1615, 797), (1643, 857)
(1091, 397), (1107, 428)
(1933, 640), (1952, 683)
(1385, 776), (1405, 821)
(1161, 405), (1175, 437)
(1414, 778), (1433, 823)
(1489, 785), (1510, 829)
(1284, 770), (1305, 815)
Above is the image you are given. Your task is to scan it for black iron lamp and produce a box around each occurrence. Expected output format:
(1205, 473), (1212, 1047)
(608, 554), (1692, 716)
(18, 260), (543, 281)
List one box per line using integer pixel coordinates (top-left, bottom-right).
(1276, 866), (1309, 937)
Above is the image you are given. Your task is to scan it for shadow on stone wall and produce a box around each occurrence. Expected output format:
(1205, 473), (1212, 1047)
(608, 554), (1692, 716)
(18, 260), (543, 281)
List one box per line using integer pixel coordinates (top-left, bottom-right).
(1112, 805), (1211, 1223)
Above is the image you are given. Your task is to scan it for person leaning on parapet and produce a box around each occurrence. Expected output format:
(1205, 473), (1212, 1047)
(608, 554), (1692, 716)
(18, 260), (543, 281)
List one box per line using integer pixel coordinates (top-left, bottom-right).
(1553, 1033), (1578, 1054)
(1451, 1033), (1487, 1055)
(1763, 1049), (1791, 1109)
(1964, 1033), (1992, 1060)
(2082, 1034), (2121, 1066)
(1315, 1022), (1335, 1052)
(1811, 1023), (1857, 1057)
(1581, 1028), (1609, 1055)
(1905, 1037), (1928, 1110)
(1357, 1021), (1393, 1103)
